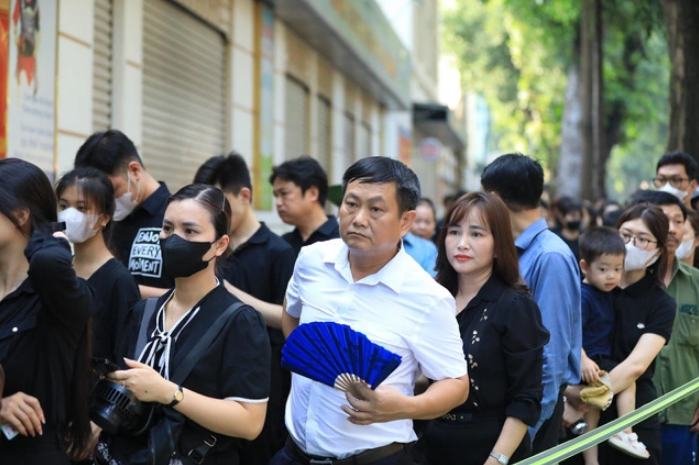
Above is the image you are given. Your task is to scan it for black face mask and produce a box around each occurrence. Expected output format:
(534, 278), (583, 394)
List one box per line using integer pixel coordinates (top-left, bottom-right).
(160, 234), (216, 278)
(565, 220), (581, 231)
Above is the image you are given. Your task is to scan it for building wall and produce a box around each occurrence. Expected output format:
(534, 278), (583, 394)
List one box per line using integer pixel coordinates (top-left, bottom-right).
(50, 0), (394, 234)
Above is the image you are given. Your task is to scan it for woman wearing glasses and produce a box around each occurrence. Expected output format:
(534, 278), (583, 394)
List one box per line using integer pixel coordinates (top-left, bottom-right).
(572, 205), (676, 465)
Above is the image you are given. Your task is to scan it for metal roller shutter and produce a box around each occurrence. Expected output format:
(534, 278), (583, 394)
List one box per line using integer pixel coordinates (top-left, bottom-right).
(284, 76), (308, 159)
(142, 0), (226, 191)
(360, 122), (371, 158)
(344, 111), (355, 169)
(317, 95), (331, 172)
(93, 0), (113, 131)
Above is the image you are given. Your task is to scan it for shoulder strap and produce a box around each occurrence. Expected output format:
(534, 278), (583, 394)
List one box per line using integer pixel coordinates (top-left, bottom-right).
(134, 297), (159, 359)
(170, 302), (246, 385)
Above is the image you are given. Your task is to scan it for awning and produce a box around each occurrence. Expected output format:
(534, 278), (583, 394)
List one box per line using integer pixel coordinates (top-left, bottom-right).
(413, 103), (465, 151)
(269, 0), (411, 111)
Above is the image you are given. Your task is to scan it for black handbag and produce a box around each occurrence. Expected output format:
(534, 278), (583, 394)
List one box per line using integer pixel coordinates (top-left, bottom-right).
(104, 298), (245, 465)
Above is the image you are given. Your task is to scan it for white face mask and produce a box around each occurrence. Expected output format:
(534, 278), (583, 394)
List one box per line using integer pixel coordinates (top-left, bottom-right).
(675, 237), (696, 260)
(113, 172), (140, 221)
(624, 243), (660, 271)
(657, 182), (688, 202)
(58, 208), (100, 244)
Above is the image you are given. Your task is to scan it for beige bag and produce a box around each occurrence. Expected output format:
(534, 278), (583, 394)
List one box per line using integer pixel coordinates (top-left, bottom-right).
(580, 370), (614, 410)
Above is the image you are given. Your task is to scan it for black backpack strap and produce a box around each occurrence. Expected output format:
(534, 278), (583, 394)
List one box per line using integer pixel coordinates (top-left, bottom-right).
(169, 301), (246, 464)
(170, 301), (246, 385)
(134, 297), (159, 360)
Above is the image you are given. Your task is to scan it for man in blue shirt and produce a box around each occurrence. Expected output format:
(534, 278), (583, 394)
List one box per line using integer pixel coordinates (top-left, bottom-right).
(481, 154), (581, 453)
(403, 231), (438, 277)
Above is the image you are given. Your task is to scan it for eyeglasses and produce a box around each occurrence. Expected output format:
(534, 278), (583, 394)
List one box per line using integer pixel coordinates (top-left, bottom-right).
(653, 177), (689, 189)
(620, 232), (657, 250)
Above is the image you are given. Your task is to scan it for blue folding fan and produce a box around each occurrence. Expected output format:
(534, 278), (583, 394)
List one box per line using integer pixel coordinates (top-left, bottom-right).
(281, 321), (402, 391)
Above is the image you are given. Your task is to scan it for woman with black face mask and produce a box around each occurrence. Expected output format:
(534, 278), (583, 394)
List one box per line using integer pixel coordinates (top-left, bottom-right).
(94, 184), (271, 465)
(551, 196), (583, 262)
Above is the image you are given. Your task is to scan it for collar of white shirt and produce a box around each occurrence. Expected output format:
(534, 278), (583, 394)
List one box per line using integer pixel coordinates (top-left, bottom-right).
(321, 239), (407, 293)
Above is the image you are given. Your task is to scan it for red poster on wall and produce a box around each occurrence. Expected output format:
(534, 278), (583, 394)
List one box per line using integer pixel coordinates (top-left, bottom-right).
(0, 9), (8, 158)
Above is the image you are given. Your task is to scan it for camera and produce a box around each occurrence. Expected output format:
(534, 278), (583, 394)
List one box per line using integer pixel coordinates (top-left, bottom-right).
(89, 358), (153, 436)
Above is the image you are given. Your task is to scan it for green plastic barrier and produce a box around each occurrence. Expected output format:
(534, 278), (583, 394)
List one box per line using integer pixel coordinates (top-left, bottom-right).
(513, 376), (699, 465)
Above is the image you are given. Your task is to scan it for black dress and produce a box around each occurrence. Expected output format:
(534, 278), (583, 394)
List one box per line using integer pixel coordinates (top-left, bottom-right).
(0, 233), (93, 464)
(88, 258), (141, 363)
(599, 273), (676, 465)
(416, 276), (550, 465)
(97, 284), (271, 465)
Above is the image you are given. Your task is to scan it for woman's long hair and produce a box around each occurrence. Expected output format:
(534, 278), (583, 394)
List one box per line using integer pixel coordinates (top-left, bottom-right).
(436, 192), (528, 297)
(0, 159), (92, 456)
(616, 205), (669, 287)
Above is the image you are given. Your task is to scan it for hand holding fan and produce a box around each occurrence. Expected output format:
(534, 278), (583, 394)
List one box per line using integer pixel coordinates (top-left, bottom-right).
(281, 321), (402, 392)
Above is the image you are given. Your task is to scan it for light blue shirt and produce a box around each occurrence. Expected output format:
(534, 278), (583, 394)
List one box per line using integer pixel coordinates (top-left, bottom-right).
(516, 218), (581, 438)
(403, 232), (438, 277)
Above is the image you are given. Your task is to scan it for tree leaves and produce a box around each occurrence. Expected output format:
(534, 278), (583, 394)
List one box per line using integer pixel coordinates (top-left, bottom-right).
(443, 0), (670, 199)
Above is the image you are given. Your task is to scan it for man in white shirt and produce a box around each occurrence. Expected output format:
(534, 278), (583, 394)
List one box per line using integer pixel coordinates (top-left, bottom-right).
(273, 157), (470, 465)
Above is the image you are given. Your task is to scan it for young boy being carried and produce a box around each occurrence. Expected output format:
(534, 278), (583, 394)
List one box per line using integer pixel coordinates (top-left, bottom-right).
(578, 227), (650, 463)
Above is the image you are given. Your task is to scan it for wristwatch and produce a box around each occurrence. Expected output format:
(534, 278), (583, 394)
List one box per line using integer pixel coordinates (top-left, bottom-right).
(168, 385), (184, 407)
(489, 451), (509, 465)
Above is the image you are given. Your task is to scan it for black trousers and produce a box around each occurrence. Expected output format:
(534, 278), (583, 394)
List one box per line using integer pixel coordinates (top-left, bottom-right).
(532, 387), (566, 454)
(414, 412), (531, 465)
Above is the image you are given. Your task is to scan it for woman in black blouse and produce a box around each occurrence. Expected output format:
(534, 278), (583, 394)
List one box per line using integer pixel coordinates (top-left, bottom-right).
(95, 184), (271, 465)
(416, 192), (549, 465)
(600, 205), (675, 464)
(56, 167), (141, 364)
(0, 159), (93, 464)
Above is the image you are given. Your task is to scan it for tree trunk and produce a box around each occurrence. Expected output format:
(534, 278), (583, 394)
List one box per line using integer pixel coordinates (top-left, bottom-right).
(661, 0), (699, 160)
(557, 63), (583, 198)
(580, 0), (605, 201)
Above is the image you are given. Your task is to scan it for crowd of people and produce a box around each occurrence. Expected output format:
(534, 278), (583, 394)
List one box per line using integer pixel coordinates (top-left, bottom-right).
(0, 129), (697, 465)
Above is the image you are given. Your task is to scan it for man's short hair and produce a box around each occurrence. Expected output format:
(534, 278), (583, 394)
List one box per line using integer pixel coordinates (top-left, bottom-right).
(194, 152), (252, 196)
(342, 157), (420, 214)
(269, 156), (328, 207)
(557, 196), (583, 216)
(74, 130), (143, 175)
(657, 151), (698, 181)
(579, 227), (626, 264)
(632, 190), (687, 221)
(481, 153), (544, 212)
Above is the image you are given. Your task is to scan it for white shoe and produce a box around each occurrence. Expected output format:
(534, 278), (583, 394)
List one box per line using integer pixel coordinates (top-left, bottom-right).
(608, 432), (650, 460)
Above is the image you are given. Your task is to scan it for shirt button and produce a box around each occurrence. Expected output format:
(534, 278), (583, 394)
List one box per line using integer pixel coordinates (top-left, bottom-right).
(12, 327), (18, 333)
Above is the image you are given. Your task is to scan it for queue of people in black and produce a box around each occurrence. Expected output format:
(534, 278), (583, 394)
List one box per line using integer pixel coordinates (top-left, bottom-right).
(0, 129), (697, 465)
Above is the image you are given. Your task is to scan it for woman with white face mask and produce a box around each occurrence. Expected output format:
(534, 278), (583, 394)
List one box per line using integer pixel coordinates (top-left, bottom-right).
(55, 167), (141, 365)
(569, 205), (676, 465)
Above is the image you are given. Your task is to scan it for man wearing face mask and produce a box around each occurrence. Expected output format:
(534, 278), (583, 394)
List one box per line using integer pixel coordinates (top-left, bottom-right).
(551, 196), (583, 262)
(633, 190), (699, 465)
(654, 151), (698, 211)
(74, 130), (174, 298)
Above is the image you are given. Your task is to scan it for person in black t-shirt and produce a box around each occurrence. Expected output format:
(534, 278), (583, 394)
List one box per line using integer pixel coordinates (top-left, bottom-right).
(194, 153), (295, 465)
(55, 167), (141, 364)
(74, 130), (173, 297)
(0, 159), (93, 464)
(415, 192), (549, 465)
(566, 205), (676, 465)
(98, 184), (271, 465)
(269, 156), (339, 257)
